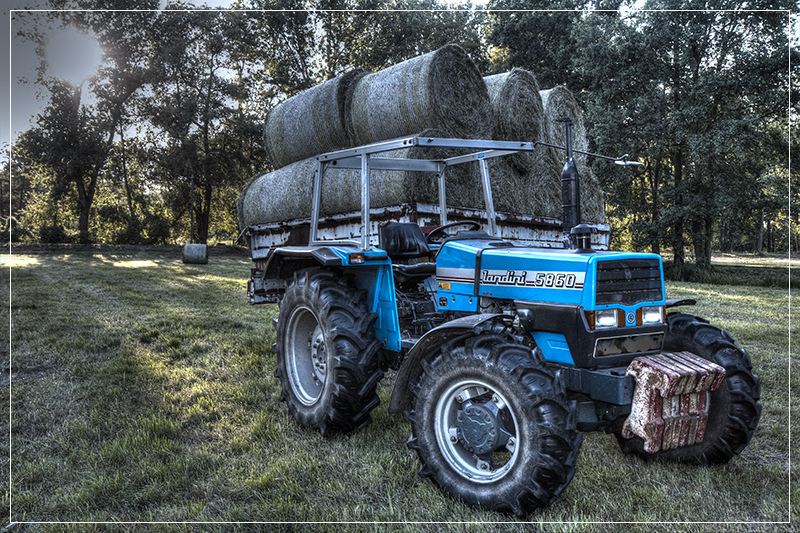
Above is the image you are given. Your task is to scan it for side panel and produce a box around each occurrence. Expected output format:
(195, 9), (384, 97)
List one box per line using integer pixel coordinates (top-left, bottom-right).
(351, 263), (403, 353)
(530, 331), (576, 365)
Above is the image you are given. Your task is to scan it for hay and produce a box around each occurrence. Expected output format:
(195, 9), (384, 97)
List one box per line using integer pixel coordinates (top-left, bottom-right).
(483, 68), (544, 173)
(540, 85), (588, 168)
(539, 85), (605, 223)
(242, 51), (606, 230)
(238, 130), (488, 229)
(237, 142), (600, 229)
(182, 243), (208, 264)
(580, 166), (605, 223)
(488, 156), (562, 219)
(349, 44), (492, 145)
(264, 69), (365, 169)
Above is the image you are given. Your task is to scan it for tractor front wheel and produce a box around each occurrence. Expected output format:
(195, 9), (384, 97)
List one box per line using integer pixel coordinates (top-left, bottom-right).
(613, 313), (761, 464)
(405, 333), (582, 517)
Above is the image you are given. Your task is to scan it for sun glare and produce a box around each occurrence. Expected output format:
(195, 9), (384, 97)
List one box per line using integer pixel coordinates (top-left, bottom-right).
(45, 28), (102, 85)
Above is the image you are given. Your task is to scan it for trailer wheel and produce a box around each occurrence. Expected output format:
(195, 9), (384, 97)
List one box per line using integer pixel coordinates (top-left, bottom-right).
(405, 333), (582, 517)
(275, 268), (383, 436)
(613, 313), (761, 464)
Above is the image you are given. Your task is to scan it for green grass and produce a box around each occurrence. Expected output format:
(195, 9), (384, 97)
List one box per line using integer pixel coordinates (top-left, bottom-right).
(663, 252), (798, 288)
(1, 249), (795, 531)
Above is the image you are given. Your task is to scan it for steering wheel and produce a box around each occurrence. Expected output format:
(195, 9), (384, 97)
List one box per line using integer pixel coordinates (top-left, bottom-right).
(426, 220), (481, 244)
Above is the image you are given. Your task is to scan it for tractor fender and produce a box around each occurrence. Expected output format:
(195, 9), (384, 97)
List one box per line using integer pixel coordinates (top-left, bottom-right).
(249, 246), (346, 304)
(388, 314), (512, 413)
(264, 246), (344, 280)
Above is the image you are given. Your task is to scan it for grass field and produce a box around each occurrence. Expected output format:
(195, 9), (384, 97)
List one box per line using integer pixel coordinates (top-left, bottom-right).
(2, 247), (796, 531)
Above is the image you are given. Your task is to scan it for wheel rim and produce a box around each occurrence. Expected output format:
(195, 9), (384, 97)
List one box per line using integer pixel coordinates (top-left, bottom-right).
(435, 379), (520, 483)
(285, 305), (327, 405)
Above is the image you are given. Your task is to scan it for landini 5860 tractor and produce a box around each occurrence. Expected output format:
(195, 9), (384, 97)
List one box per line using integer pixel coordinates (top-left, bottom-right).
(243, 122), (761, 517)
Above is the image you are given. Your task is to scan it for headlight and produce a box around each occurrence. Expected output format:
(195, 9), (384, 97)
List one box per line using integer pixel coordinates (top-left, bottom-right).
(595, 309), (618, 329)
(640, 305), (664, 324)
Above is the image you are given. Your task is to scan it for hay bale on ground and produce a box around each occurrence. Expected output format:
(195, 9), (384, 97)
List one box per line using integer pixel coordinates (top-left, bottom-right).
(264, 69), (365, 169)
(182, 243), (208, 264)
(483, 68), (545, 173)
(349, 44), (492, 145)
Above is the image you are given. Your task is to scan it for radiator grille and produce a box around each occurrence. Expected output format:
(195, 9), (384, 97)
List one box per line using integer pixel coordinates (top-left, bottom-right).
(595, 259), (662, 306)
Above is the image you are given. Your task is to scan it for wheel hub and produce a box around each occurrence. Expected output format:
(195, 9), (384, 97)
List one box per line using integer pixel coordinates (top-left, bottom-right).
(310, 326), (326, 384)
(456, 402), (501, 455)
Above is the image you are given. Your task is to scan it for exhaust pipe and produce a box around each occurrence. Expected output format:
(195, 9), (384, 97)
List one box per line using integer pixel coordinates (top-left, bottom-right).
(559, 118), (581, 249)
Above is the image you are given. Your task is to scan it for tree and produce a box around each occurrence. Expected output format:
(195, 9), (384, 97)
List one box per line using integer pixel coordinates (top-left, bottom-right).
(14, 2), (159, 243)
(485, 0), (595, 87)
(145, 7), (254, 244)
(487, 2), (796, 264)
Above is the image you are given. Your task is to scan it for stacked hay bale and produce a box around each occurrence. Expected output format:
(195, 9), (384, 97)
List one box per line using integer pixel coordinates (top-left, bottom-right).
(237, 129), (484, 230)
(349, 44), (492, 144)
(241, 45), (490, 226)
(239, 44), (605, 232)
(540, 86), (605, 223)
(483, 68), (561, 218)
(346, 44), (490, 209)
(263, 69), (365, 169)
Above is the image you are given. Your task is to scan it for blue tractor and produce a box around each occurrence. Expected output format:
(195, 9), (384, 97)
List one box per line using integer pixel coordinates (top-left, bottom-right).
(244, 123), (761, 517)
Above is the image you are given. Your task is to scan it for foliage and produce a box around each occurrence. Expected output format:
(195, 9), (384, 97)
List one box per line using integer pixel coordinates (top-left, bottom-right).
(487, 1), (798, 261)
(8, 1), (797, 258)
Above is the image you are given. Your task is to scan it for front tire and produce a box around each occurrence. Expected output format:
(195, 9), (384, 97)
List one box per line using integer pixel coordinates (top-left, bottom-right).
(405, 333), (582, 517)
(275, 268), (384, 436)
(613, 313), (761, 464)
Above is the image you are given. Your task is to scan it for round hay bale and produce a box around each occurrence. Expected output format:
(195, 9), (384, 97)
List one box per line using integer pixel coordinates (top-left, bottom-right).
(483, 68), (545, 173)
(237, 130), (487, 229)
(489, 157), (562, 219)
(182, 243), (208, 264)
(539, 86), (606, 223)
(264, 69), (365, 169)
(540, 86), (588, 168)
(349, 44), (492, 145)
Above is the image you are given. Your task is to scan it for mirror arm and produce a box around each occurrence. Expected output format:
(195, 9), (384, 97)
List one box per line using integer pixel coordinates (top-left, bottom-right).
(533, 141), (644, 166)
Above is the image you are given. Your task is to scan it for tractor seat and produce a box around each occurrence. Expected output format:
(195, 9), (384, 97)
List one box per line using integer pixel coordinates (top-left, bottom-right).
(379, 221), (431, 260)
(379, 222), (436, 282)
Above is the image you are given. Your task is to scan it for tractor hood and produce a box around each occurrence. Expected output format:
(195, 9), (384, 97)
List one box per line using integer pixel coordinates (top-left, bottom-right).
(434, 238), (665, 313)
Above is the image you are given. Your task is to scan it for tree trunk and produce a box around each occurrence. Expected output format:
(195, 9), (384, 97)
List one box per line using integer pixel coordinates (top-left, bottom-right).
(650, 160), (661, 255)
(755, 208), (764, 255)
(672, 147), (685, 268)
(198, 180), (213, 244)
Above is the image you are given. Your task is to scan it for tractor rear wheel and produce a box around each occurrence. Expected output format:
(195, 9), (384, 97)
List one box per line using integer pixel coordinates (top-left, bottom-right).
(275, 268), (384, 436)
(613, 313), (761, 464)
(405, 333), (582, 517)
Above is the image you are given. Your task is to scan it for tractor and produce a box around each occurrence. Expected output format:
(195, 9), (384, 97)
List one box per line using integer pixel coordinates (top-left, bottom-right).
(243, 121), (761, 517)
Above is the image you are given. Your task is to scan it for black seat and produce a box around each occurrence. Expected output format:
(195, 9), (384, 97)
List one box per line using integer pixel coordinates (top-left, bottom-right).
(378, 222), (436, 282)
(379, 222), (431, 260)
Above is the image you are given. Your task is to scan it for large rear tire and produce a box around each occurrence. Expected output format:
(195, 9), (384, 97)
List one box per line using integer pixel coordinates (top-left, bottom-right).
(275, 268), (384, 436)
(405, 333), (582, 517)
(613, 313), (761, 464)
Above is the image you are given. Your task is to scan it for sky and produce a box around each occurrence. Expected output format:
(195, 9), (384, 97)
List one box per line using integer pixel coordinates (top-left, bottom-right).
(3, 0), (236, 157)
(3, 0), (487, 156)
